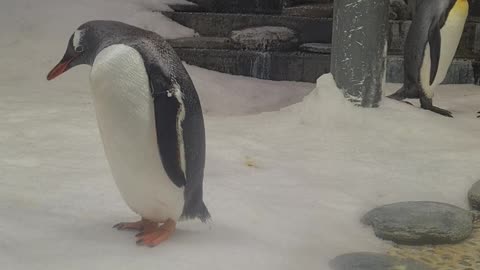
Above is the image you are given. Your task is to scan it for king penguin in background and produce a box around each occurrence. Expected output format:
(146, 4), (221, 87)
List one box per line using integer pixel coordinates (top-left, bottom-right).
(388, 0), (469, 117)
(47, 20), (210, 246)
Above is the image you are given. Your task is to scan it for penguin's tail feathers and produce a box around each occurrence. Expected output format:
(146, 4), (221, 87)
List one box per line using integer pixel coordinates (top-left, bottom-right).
(181, 200), (211, 223)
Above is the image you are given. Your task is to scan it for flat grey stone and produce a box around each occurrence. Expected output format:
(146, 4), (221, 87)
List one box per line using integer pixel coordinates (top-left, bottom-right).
(362, 201), (473, 245)
(230, 26), (299, 51)
(167, 37), (234, 50)
(299, 43), (331, 53)
(330, 252), (433, 270)
(468, 180), (480, 210)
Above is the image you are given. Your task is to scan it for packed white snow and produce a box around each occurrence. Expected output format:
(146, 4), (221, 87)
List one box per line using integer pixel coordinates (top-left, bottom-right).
(1, 0), (480, 270)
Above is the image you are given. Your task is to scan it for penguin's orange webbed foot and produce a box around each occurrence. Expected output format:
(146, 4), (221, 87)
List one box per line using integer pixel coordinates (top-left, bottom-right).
(136, 219), (176, 247)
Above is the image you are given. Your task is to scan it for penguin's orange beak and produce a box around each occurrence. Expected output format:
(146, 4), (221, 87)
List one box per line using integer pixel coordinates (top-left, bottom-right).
(47, 56), (77, 81)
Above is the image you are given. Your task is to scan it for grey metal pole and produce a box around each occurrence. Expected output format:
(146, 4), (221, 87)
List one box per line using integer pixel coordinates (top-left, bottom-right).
(330, 0), (389, 108)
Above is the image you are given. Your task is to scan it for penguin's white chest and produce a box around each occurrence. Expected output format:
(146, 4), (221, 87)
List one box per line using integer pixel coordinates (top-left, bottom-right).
(420, 1), (469, 97)
(89, 44), (184, 222)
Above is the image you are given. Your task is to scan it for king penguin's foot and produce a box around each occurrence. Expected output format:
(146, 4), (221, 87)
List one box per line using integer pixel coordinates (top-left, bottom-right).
(428, 106), (453, 118)
(136, 219), (176, 247)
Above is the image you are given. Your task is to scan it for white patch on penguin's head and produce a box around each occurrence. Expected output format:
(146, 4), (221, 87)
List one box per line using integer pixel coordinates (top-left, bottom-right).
(72, 29), (85, 51)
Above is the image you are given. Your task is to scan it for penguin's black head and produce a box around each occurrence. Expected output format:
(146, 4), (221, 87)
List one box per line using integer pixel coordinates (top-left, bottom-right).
(47, 24), (97, 80)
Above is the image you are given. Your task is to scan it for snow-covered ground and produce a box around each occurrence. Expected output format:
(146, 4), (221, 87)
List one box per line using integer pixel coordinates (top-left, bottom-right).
(2, 0), (480, 269)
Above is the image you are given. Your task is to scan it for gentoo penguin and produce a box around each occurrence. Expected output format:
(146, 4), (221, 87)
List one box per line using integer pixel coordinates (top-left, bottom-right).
(388, 0), (469, 117)
(47, 20), (210, 246)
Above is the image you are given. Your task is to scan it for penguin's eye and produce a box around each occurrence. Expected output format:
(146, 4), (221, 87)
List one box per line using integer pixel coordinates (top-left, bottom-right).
(75, 46), (84, 53)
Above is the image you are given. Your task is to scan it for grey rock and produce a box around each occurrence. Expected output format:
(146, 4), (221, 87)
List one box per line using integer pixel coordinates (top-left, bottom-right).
(362, 201), (474, 245)
(230, 26), (299, 51)
(468, 180), (480, 210)
(299, 43), (331, 53)
(330, 252), (433, 270)
(167, 37), (234, 50)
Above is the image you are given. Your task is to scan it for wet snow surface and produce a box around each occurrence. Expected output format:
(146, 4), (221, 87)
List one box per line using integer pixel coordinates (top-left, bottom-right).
(1, 0), (480, 269)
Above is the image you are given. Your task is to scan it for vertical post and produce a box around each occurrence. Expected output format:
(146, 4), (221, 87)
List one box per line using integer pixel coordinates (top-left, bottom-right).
(330, 0), (389, 108)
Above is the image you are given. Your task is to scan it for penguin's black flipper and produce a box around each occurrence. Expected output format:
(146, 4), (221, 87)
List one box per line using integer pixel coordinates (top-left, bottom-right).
(428, 21), (442, 86)
(135, 40), (210, 221)
(148, 63), (187, 188)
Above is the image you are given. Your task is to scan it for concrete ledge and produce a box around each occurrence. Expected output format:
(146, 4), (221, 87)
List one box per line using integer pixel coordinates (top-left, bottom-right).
(173, 48), (479, 84)
(389, 21), (480, 58)
(387, 56), (476, 84)
(162, 11), (480, 58)
(161, 11), (333, 43)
